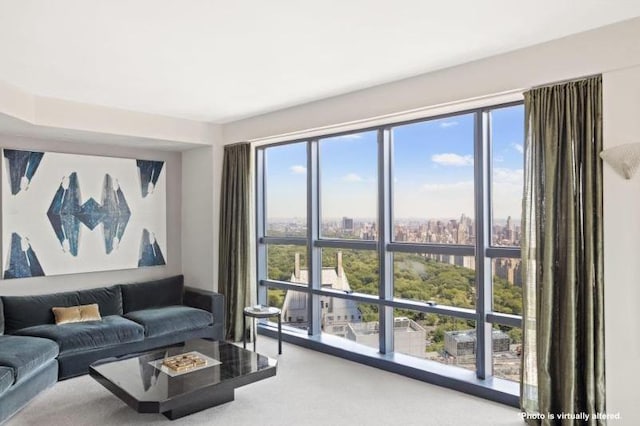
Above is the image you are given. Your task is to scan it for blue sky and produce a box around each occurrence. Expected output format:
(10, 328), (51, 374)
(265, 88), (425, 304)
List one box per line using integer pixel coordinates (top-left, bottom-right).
(265, 104), (524, 223)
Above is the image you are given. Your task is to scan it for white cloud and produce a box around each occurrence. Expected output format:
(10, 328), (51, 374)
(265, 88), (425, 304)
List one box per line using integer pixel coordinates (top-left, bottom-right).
(440, 121), (459, 128)
(494, 155), (504, 163)
(493, 168), (523, 184)
(512, 143), (524, 154)
(431, 153), (473, 167)
(290, 165), (307, 174)
(342, 173), (364, 182)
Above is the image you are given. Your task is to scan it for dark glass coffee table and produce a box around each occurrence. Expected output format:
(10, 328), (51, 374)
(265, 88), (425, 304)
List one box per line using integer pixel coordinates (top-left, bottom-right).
(89, 340), (277, 420)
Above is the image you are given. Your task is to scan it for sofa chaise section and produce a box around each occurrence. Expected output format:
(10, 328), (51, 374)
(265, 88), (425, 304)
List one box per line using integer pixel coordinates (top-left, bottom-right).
(0, 367), (12, 396)
(0, 335), (59, 382)
(0, 335), (59, 425)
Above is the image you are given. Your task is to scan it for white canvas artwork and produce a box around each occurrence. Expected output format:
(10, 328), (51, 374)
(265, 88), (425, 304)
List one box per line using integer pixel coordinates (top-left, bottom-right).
(1, 149), (167, 279)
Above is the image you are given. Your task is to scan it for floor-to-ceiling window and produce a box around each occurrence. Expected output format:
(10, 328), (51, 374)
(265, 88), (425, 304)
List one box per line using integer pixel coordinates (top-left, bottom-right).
(256, 102), (524, 401)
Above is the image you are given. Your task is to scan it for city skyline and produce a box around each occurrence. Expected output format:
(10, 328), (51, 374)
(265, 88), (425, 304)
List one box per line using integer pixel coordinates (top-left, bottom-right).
(265, 215), (520, 223)
(264, 105), (524, 221)
(267, 214), (521, 248)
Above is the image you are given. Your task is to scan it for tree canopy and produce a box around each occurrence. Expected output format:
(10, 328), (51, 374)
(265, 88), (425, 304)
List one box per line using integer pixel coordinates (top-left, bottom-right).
(265, 245), (523, 351)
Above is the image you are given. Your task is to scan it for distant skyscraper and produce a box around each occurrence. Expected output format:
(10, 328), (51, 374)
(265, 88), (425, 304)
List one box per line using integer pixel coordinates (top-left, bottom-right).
(493, 258), (522, 286)
(457, 213), (473, 244)
(504, 216), (514, 243)
(342, 216), (354, 232)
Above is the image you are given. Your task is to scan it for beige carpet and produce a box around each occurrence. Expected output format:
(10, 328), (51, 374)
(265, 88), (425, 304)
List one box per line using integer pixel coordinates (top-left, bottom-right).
(7, 337), (522, 426)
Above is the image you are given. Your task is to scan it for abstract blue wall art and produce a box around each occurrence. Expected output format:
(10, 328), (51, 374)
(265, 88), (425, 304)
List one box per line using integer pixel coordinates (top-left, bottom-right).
(99, 174), (132, 254)
(3, 149), (44, 195)
(3, 233), (45, 279)
(138, 228), (166, 267)
(47, 172), (82, 256)
(46, 172), (132, 257)
(2, 149), (167, 278)
(137, 160), (164, 197)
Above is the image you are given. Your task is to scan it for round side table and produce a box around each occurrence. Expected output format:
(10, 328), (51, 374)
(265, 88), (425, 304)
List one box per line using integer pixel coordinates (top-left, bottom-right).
(242, 306), (282, 355)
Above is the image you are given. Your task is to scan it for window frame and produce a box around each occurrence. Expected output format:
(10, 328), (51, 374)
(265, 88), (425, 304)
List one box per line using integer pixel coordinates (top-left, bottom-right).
(255, 101), (523, 404)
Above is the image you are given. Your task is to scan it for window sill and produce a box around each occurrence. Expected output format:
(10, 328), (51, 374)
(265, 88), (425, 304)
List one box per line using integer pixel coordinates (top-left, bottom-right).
(258, 322), (520, 408)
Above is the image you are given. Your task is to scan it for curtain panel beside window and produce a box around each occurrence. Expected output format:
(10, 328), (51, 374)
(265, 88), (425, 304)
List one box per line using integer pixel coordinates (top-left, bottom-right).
(521, 76), (605, 425)
(219, 143), (255, 341)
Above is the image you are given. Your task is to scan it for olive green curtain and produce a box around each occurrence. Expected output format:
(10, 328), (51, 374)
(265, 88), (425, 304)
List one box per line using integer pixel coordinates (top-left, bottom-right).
(219, 143), (255, 342)
(521, 76), (606, 425)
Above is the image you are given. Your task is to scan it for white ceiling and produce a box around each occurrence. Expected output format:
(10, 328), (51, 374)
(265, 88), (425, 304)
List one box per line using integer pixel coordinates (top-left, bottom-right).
(1, 0), (639, 124)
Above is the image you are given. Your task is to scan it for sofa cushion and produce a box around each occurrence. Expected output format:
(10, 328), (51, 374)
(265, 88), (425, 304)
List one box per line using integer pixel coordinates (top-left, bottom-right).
(121, 275), (184, 313)
(14, 315), (144, 355)
(1, 291), (79, 333)
(124, 306), (213, 338)
(0, 367), (13, 395)
(77, 286), (123, 317)
(0, 335), (59, 383)
(1, 286), (123, 333)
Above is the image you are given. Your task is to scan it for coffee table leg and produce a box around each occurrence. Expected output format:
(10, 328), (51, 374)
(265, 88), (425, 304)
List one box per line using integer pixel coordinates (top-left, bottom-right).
(278, 314), (282, 354)
(242, 312), (246, 349)
(252, 317), (257, 352)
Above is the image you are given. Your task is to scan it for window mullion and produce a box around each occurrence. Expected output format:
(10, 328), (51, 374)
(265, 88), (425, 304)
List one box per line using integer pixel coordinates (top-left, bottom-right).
(307, 140), (322, 336)
(256, 149), (267, 306)
(475, 110), (493, 379)
(378, 128), (393, 354)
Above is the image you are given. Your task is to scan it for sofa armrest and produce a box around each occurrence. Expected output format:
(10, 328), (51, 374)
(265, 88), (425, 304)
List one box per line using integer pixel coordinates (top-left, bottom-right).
(183, 287), (224, 330)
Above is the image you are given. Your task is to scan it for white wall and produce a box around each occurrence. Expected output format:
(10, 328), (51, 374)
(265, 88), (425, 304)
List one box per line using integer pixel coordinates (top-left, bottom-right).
(0, 134), (182, 296)
(181, 146), (214, 290)
(602, 65), (640, 423)
(181, 133), (224, 292)
(211, 140), (224, 292)
(221, 17), (640, 423)
(224, 17), (640, 143)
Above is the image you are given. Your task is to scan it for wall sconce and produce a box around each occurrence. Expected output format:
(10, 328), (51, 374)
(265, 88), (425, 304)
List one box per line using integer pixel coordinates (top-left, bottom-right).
(600, 143), (640, 179)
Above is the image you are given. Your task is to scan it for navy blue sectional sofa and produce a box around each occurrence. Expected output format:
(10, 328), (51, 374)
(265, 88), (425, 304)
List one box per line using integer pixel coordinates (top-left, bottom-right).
(0, 275), (224, 424)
